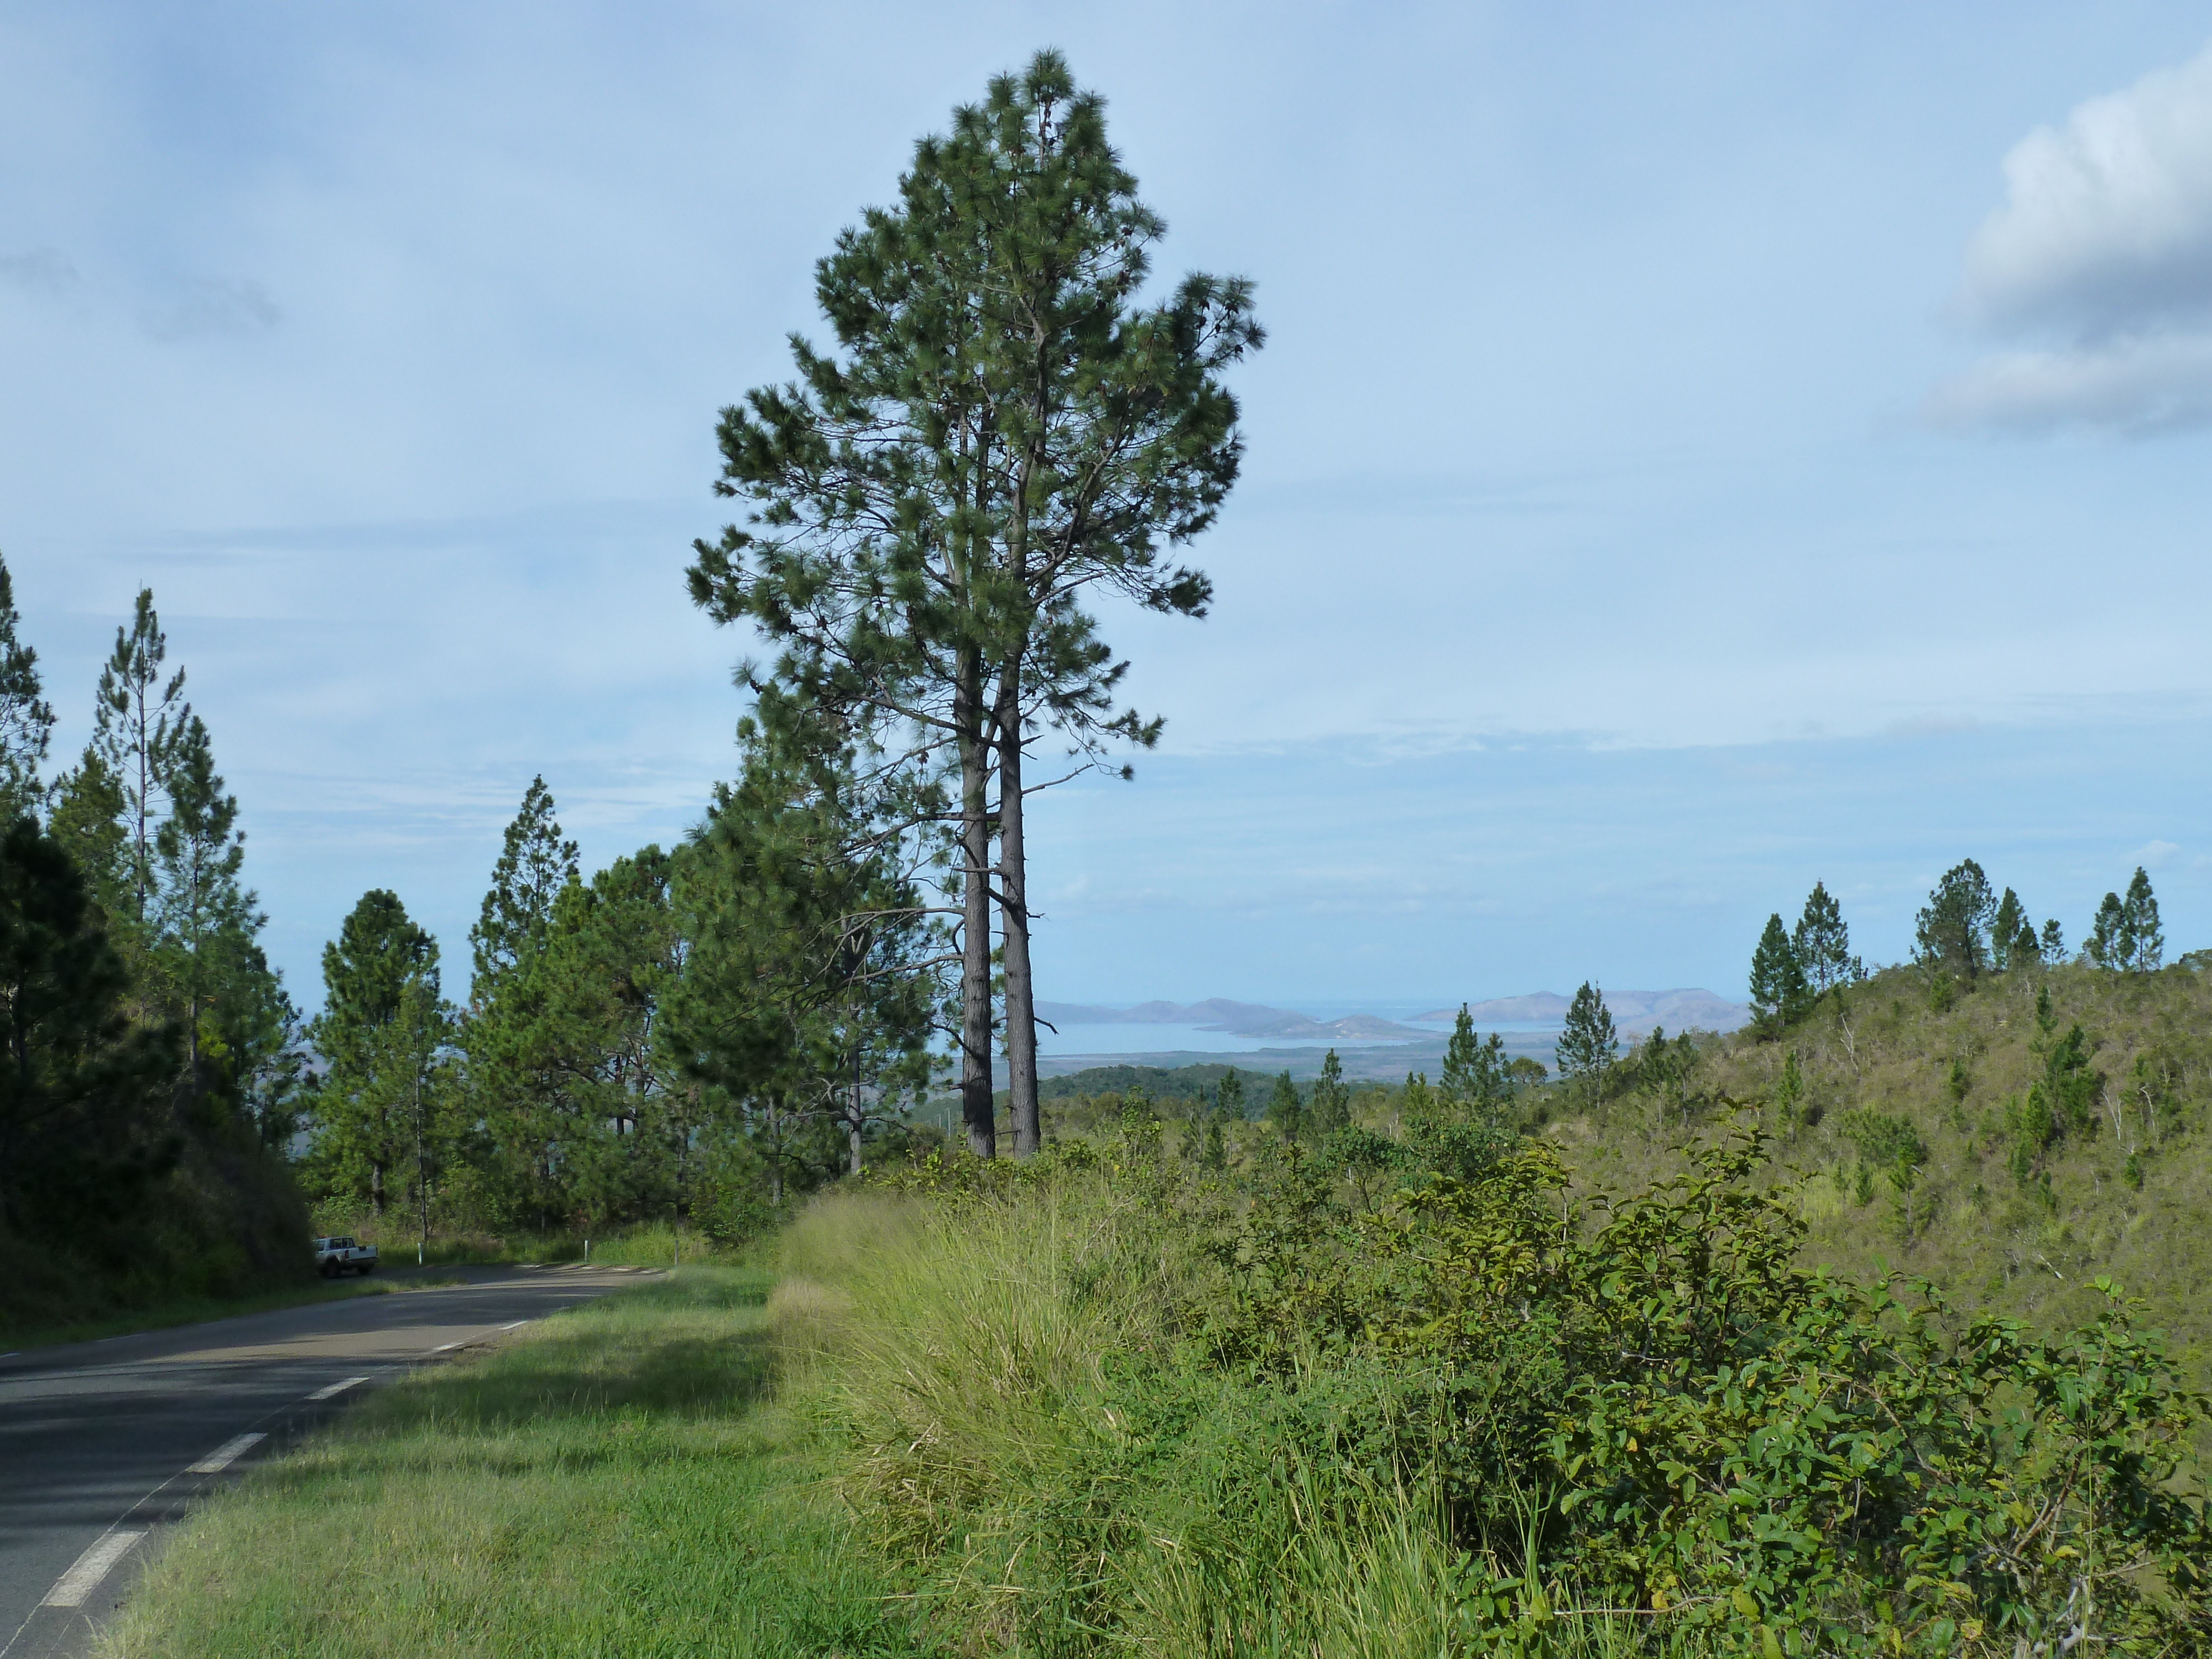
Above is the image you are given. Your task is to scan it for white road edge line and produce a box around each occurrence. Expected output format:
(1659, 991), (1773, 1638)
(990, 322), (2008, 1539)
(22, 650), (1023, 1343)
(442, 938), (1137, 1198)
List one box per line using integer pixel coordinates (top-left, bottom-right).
(187, 1432), (265, 1475)
(42, 1531), (145, 1608)
(499, 1319), (528, 1331)
(430, 1341), (461, 1353)
(305, 1375), (371, 1402)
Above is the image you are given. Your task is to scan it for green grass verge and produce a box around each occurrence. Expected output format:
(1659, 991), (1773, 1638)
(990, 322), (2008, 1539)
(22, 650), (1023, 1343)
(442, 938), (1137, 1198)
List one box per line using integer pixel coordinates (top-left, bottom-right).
(99, 1268), (934, 1659)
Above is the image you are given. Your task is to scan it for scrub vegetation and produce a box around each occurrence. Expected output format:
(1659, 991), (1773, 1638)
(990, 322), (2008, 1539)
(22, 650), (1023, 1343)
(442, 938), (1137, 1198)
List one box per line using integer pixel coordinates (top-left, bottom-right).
(768, 1096), (2209, 1653)
(101, 950), (2212, 1655)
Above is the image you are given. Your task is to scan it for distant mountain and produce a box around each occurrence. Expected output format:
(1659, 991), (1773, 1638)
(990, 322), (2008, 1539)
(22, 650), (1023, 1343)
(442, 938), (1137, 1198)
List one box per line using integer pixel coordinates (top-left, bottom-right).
(1411, 988), (1751, 1034)
(1035, 998), (1430, 1041)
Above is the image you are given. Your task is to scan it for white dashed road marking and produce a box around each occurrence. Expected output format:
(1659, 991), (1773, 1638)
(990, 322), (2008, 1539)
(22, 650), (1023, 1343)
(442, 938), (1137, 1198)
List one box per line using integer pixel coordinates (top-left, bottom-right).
(305, 1375), (371, 1402)
(42, 1531), (144, 1608)
(187, 1433), (265, 1475)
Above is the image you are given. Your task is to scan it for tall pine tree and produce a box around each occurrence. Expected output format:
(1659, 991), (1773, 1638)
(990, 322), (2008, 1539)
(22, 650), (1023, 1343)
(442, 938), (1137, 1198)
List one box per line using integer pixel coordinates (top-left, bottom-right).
(91, 588), (189, 931)
(687, 52), (1260, 1158)
(153, 713), (255, 1097)
(468, 776), (580, 1008)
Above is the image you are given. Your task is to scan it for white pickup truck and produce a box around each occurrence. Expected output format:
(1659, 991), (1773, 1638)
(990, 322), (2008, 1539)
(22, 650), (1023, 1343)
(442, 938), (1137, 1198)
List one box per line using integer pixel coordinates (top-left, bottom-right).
(314, 1235), (379, 1278)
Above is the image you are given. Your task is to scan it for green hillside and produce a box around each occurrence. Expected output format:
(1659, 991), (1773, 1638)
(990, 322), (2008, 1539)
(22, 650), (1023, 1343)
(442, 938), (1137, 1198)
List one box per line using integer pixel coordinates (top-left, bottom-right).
(1031, 957), (2212, 1366)
(1553, 958), (2212, 1368)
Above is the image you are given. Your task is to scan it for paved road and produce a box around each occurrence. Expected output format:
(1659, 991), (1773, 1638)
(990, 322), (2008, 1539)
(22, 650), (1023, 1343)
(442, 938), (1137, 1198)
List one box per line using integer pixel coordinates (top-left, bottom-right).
(0, 1264), (660, 1658)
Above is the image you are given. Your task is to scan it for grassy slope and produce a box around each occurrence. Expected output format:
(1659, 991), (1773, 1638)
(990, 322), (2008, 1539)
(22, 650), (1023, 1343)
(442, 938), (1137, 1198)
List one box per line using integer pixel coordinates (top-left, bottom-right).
(100, 1270), (933, 1659)
(1547, 959), (2212, 1364)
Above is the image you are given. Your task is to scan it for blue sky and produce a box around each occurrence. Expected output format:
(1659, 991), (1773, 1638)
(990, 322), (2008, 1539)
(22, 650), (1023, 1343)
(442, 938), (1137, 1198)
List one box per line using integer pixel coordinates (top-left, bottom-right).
(3, 3), (2209, 1011)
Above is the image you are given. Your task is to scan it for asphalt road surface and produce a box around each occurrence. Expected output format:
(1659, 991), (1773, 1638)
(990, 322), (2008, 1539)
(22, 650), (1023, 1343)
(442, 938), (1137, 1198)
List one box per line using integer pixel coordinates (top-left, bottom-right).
(0, 1264), (660, 1658)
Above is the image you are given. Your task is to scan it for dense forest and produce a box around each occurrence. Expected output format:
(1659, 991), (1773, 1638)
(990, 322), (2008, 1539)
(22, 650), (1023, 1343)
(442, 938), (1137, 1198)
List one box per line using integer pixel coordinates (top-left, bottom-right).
(0, 576), (309, 1329)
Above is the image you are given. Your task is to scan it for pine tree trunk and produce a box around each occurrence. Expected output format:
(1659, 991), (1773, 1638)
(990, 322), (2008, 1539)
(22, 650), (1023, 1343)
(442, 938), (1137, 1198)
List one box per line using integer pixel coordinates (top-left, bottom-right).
(849, 1039), (864, 1177)
(956, 650), (996, 1158)
(370, 1159), (385, 1218)
(995, 666), (1040, 1157)
(769, 1092), (785, 1207)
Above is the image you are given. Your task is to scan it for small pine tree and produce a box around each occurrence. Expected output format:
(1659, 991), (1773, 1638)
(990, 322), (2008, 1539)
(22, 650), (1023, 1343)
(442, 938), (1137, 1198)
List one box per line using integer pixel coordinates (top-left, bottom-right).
(1441, 1005), (1481, 1102)
(1792, 881), (1857, 994)
(1991, 888), (2026, 971)
(1309, 1049), (1349, 1136)
(1440, 1003), (1511, 1111)
(1217, 1067), (1245, 1120)
(2086, 891), (2130, 971)
(1201, 1112), (1227, 1172)
(1264, 1070), (1302, 1143)
(1749, 914), (1811, 1031)
(2013, 918), (2041, 967)
(2122, 867), (2162, 971)
(1773, 1048), (1804, 1129)
(1556, 982), (1618, 1106)
(2039, 918), (2065, 963)
(1916, 859), (1995, 984)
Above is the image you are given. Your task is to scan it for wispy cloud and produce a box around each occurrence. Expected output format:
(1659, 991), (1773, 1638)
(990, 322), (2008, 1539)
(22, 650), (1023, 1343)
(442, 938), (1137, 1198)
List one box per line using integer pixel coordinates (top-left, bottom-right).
(0, 247), (80, 298)
(1929, 40), (2212, 433)
(143, 275), (280, 342)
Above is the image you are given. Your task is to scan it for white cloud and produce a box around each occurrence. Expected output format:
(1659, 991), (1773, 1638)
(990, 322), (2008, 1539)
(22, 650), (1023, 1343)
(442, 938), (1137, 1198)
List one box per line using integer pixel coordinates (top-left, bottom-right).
(2131, 838), (2182, 869)
(1924, 329), (2212, 432)
(1932, 40), (2212, 432)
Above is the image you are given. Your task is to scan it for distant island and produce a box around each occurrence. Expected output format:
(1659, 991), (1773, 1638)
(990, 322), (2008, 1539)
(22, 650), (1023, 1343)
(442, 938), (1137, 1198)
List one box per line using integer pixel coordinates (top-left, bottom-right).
(1034, 998), (1427, 1041)
(1036, 989), (1751, 1045)
(1407, 988), (1751, 1034)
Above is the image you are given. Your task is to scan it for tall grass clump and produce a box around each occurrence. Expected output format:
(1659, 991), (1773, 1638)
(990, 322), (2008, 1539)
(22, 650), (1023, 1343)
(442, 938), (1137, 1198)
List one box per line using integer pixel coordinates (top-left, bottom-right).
(773, 1107), (2212, 1656)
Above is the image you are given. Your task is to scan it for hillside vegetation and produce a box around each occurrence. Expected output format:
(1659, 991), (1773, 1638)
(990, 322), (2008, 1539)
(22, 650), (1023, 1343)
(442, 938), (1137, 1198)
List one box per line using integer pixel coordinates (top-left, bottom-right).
(1030, 958), (2212, 1369)
(1557, 958), (2212, 1368)
(752, 959), (2212, 1656)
